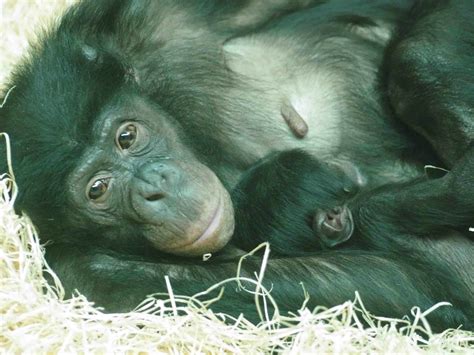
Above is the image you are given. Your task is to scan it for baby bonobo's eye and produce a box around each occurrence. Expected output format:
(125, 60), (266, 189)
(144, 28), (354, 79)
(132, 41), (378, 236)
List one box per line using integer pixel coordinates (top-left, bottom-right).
(88, 178), (109, 200)
(116, 124), (137, 150)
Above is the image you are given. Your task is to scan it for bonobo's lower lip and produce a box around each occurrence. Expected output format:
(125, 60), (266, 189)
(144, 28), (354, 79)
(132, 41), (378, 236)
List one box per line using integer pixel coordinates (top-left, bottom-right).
(193, 193), (224, 245)
(167, 192), (224, 253)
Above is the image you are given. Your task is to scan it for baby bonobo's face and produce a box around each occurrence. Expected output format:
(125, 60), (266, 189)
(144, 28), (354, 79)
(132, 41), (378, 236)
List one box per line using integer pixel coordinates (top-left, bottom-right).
(311, 161), (363, 248)
(313, 205), (354, 248)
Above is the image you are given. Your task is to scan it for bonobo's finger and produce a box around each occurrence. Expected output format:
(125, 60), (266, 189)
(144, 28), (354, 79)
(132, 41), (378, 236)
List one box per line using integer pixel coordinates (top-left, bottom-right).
(312, 206), (354, 248)
(281, 101), (308, 138)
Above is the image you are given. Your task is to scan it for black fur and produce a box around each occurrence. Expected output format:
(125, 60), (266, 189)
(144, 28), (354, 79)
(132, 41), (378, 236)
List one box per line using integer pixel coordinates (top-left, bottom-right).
(0, 0), (473, 331)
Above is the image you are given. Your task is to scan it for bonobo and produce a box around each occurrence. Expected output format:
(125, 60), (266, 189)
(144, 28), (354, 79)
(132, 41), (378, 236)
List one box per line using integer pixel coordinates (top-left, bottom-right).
(234, 150), (473, 321)
(232, 151), (362, 253)
(233, 150), (474, 260)
(0, 0), (473, 330)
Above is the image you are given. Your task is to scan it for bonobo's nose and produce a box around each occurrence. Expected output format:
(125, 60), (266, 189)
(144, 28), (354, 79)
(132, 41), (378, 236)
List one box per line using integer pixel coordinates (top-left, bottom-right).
(135, 162), (179, 201)
(324, 207), (345, 231)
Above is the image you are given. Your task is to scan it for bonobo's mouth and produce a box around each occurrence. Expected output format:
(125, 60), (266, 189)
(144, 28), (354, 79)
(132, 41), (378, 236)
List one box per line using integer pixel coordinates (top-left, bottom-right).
(314, 205), (354, 248)
(192, 192), (224, 245)
(166, 191), (231, 256)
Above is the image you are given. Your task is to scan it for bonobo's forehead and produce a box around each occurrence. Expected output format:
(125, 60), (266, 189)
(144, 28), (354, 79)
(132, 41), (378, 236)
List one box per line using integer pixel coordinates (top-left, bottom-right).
(4, 36), (128, 149)
(0, 33), (131, 214)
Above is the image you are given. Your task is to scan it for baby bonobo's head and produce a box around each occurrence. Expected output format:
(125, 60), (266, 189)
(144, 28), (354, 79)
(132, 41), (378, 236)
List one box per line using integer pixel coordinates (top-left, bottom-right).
(313, 205), (354, 248)
(311, 160), (364, 249)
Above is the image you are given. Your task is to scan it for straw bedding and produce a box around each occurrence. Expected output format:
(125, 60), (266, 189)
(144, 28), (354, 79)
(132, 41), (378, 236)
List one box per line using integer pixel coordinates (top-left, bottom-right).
(1, 1), (473, 352)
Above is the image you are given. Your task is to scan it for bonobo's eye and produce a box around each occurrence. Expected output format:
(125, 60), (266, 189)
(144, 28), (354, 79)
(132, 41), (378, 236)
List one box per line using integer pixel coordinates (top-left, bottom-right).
(87, 178), (110, 201)
(116, 123), (137, 150)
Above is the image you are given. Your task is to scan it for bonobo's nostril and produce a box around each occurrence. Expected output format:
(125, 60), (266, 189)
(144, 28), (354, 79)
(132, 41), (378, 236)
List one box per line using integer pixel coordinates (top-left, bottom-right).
(146, 193), (165, 202)
(328, 207), (343, 218)
(151, 164), (165, 172)
(137, 161), (176, 187)
(160, 173), (168, 183)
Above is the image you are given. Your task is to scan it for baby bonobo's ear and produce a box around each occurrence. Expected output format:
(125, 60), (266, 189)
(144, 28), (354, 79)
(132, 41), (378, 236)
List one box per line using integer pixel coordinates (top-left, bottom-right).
(313, 206), (354, 248)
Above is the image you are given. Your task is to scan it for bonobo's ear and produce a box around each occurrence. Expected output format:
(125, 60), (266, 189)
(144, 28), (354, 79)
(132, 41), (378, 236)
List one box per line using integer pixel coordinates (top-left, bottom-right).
(337, 15), (393, 45)
(81, 44), (139, 84)
(424, 165), (450, 180)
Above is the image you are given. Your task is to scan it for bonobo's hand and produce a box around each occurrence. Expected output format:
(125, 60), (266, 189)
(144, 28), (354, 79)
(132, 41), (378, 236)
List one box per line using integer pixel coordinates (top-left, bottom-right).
(343, 144), (474, 240)
(231, 149), (361, 255)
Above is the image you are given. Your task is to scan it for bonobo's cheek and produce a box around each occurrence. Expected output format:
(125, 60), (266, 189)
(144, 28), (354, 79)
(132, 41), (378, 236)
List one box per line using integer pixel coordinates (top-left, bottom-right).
(313, 206), (354, 248)
(134, 161), (235, 257)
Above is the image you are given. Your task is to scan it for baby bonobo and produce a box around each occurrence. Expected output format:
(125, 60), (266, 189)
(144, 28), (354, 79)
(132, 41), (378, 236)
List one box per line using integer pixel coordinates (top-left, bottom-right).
(232, 149), (474, 256)
(232, 149), (364, 254)
(312, 205), (354, 248)
(232, 149), (473, 328)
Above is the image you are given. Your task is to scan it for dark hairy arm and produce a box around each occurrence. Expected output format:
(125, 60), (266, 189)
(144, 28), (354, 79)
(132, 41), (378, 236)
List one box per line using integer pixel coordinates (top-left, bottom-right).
(352, 147), (474, 242)
(228, 147), (473, 329)
(387, 0), (474, 165)
(45, 241), (470, 330)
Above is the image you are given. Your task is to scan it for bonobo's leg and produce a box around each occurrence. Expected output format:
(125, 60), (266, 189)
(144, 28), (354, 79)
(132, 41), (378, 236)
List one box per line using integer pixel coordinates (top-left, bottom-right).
(231, 150), (361, 255)
(45, 243), (471, 331)
(387, 0), (474, 166)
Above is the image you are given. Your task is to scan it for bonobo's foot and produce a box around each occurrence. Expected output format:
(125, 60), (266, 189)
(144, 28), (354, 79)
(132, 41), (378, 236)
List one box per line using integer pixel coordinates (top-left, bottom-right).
(312, 205), (354, 248)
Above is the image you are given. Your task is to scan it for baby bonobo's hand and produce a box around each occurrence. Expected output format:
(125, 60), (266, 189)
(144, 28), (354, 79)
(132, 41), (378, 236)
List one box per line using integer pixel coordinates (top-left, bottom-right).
(312, 205), (354, 248)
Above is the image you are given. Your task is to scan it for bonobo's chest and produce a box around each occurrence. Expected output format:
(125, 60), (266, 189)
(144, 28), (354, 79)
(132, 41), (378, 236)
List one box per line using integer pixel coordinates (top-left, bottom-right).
(213, 10), (422, 188)
(218, 23), (387, 163)
(222, 35), (349, 161)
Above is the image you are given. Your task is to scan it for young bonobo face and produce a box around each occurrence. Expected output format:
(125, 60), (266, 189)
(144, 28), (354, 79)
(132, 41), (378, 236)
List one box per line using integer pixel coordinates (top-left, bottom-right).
(233, 150), (359, 254)
(68, 93), (234, 257)
(313, 205), (354, 248)
(310, 161), (358, 248)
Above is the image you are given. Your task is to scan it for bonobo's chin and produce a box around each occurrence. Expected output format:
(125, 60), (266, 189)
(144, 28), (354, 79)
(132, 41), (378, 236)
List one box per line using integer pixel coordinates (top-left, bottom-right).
(149, 189), (235, 257)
